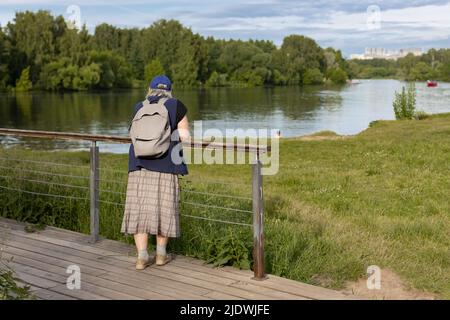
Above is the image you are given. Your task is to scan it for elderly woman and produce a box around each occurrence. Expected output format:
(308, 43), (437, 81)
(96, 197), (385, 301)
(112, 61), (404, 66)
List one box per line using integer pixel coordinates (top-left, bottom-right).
(121, 75), (190, 270)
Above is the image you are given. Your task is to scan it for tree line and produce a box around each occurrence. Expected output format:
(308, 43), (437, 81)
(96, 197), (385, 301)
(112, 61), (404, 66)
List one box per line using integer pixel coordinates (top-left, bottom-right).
(0, 10), (350, 91)
(348, 50), (450, 82)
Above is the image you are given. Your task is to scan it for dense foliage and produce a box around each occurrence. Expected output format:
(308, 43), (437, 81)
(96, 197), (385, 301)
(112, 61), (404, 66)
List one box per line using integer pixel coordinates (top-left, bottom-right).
(0, 10), (350, 91)
(349, 49), (450, 81)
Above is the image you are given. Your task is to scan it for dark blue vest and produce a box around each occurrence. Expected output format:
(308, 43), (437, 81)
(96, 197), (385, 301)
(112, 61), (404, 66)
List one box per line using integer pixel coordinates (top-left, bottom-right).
(128, 96), (188, 175)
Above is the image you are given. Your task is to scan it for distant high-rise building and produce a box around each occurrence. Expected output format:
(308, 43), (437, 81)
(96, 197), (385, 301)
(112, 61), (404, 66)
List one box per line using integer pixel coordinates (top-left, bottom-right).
(350, 47), (423, 60)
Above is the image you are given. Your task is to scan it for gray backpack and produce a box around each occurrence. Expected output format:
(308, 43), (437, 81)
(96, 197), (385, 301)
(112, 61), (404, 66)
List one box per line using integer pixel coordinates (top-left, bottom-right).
(129, 98), (171, 158)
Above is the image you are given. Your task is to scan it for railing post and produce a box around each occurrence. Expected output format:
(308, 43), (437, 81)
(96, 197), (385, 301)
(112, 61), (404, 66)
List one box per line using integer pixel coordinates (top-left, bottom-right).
(89, 140), (100, 243)
(252, 152), (266, 280)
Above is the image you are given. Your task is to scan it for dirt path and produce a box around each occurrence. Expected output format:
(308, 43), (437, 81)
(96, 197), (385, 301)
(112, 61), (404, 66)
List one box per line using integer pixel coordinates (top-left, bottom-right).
(341, 269), (437, 300)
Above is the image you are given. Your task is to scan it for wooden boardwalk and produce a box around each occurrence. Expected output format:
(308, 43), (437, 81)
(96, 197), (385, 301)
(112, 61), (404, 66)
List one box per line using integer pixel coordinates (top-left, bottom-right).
(0, 218), (360, 300)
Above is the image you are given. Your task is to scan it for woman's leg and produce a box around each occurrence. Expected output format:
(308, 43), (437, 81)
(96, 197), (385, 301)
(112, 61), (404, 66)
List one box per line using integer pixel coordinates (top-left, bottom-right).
(134, 233), (149, 259)
(156, 235), (171, 265)
(156, 234), (168, 256)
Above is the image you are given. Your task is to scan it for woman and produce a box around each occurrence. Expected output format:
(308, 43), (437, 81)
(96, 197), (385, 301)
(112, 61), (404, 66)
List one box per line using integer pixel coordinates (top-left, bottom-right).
(121, 75), (190, 270)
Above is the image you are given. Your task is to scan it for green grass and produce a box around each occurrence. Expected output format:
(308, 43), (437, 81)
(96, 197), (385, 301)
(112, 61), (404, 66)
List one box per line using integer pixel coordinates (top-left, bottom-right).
(1, 113), (450, 298)
(307, 130), (339, 137)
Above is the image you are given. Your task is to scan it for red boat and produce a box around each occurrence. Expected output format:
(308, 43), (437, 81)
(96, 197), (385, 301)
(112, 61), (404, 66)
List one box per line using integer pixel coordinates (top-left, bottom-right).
(427, 80), (438, 87)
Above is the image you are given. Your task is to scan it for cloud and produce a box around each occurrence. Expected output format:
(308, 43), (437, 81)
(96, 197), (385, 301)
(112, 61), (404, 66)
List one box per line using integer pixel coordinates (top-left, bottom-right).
(0, 0), (449, 55)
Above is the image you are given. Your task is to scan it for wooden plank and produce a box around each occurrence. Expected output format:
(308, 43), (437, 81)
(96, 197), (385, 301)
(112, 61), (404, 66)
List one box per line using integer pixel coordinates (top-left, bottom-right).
(8, 261), (67, 284)
(2, 232), (135, 270)
(98, 273), (210, 300)
(6, 239), (270, 298)
(181, 259), (358, 300)
(2, 251), (111, 300)
(3, 238), (212, 299)
(168, 259), (314, 299)
(6, 260), (109, 300)
(31, 288), (78, 300)
(0, 221), (128, 257)
(202, 291), (244, 300)
(3, 246), (108, 277)
(77, 273), (171, 300)
(6, 258), (148, 300)
(4, 245), (211, 297)
(5, 236), (204, 295)
(158, 263), (238, 286)
(40, 284), (111, 300)
(147, 261), (308, 300)
(219, 266), (357, 300)
(12, 281), (75, 300)
(126, 265), (277, 300)
(3, 227), (332, 300)
(4, 229), (239, 295)
(3, 237), (133, 274)
(230, 280), (308, 300)
(0, 218), (360, 300)
(8, 269), (62, 290)
(1, 227), (136, 264)
(2, 218), (199, 263)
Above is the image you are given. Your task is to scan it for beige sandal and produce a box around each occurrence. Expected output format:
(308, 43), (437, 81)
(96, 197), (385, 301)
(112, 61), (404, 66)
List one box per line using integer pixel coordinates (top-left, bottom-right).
(155, 254), (172, 266)
(136, 257), (152, 270)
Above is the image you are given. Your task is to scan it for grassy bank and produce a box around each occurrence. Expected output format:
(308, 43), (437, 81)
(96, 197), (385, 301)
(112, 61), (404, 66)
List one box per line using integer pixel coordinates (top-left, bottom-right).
(1, 113), (450, 298)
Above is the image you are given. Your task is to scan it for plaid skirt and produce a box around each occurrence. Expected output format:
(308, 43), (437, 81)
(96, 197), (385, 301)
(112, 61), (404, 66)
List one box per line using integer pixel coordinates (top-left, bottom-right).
(121, 169), (180, 237)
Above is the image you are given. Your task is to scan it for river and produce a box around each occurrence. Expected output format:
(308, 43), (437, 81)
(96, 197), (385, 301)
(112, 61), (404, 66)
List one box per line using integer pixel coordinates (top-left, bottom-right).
(0, 79), (449, 153)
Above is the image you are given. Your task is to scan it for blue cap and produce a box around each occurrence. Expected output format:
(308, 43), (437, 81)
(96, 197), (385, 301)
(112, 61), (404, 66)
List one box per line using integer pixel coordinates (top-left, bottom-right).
(150, 75), (172, 91)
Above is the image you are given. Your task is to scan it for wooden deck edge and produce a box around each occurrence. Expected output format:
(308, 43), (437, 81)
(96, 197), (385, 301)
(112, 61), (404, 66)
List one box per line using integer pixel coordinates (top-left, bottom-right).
(0, 217), (363, 300)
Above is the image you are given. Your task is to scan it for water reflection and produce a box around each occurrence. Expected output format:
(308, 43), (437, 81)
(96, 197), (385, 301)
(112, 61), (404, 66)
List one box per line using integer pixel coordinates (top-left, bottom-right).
(0, 80), (449, 153)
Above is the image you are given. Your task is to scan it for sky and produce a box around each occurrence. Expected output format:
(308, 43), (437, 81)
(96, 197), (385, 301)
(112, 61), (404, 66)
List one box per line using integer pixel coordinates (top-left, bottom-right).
(0, 0), (449, 56)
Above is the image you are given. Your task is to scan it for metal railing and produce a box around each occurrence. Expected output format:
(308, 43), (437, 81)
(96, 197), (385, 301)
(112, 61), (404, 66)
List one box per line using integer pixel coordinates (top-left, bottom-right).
(0, 128), (269, 280)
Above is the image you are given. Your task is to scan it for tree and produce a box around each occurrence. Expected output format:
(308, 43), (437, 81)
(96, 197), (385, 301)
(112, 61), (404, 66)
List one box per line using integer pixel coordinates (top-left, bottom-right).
(250, 39), (277, 54)
(205, 71), (228, 87)
(398, 53), (417, 80)
(218, 40), (270, 86)
(93, 23), (120, 51)
(57, 24), (92, 66)
(144, 59), (165, 84)
(39, 58), (100, 90)
(7, 11), (63, 83)
(274, 35), (325, 84)
(408, 62), (432, 81)
(271, 69), (287, 85)
(73, 63), (101, 90)
(170, 32), (201, 86)
(142, 20), (188, 79)
(0, 27), (10, 89)
(205, 37), (226, 78)
(89, 50), (132, 88)
(327, 68), (348, 84)
(438, 62), (450, 82)
(120, 28), (145, 79)
(303, 68), (324, 85)
(15, 66), (32, 91)
(9, 10), (450, 89)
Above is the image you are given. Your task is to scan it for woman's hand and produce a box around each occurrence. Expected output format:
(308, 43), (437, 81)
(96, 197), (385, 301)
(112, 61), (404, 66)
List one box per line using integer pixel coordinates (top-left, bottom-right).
(177, 115), (190, 142)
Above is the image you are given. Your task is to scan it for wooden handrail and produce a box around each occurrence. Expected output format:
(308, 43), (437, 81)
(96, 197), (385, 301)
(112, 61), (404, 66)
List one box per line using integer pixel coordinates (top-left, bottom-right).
(0, 128), (270, 153)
